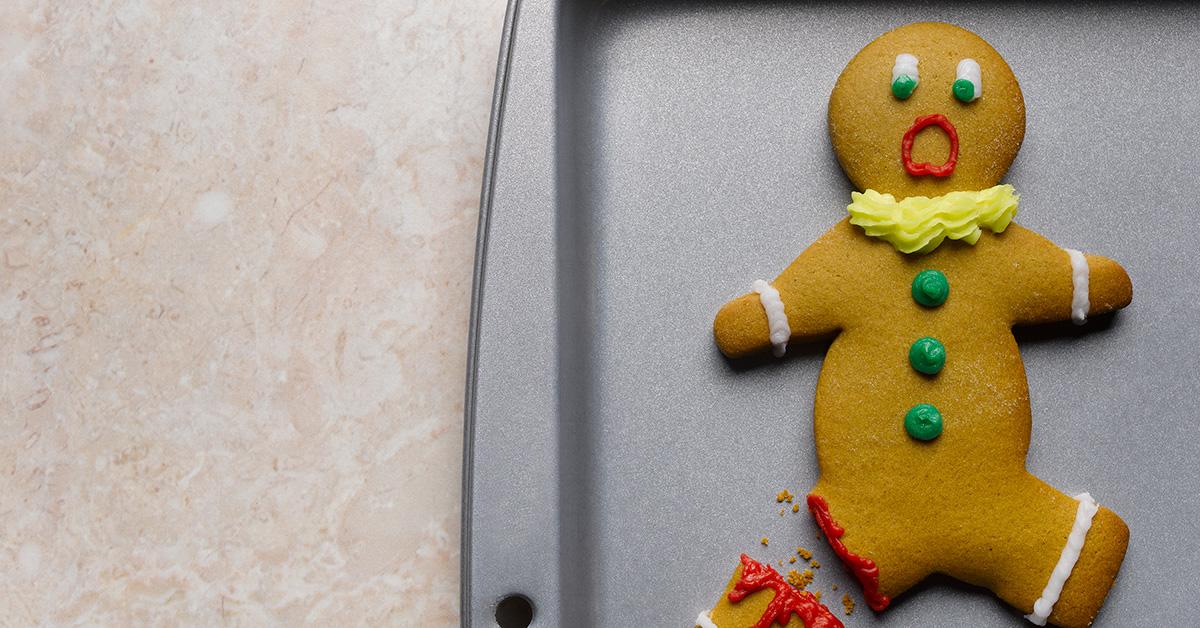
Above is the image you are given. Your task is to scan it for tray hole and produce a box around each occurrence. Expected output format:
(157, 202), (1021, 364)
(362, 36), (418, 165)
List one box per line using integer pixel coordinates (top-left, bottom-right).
(495, 594), (534, 628)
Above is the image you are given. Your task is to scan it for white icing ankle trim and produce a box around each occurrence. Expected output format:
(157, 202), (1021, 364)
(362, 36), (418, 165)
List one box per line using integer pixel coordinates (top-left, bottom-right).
(1024, 493), (1100, 626)
(695, 609), (718, 628)
(752, 279), (790, 358)
(1065, 248), (1089, 325)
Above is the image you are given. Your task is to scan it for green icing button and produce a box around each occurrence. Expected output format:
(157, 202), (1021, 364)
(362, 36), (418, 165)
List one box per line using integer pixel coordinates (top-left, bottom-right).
(905, 403), (943, 441)
(953, 78), (976, 102)
(911, 269), (949, 307)
(892, 74), (917, 100)
(909, 337), (946, 375)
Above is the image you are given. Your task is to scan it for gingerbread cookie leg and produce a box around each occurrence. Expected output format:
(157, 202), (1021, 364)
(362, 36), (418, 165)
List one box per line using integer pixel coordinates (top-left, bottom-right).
(804, 485), (932, 613)
(944, 473), (1128, 628)
(698, 554), (843, 628)
(1029, 500), (1128, 627)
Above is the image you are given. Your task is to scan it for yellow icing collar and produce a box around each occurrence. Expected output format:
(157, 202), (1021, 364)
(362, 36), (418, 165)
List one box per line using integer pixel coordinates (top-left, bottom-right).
(847, 184), (1019, 254)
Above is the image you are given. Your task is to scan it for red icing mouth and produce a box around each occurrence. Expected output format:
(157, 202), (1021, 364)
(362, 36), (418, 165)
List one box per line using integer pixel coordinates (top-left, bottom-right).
(901, 113), (959, 177)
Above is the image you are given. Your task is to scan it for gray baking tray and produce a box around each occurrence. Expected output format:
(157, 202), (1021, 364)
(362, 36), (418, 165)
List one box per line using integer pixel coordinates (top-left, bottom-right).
(463, 2), (1200, 626)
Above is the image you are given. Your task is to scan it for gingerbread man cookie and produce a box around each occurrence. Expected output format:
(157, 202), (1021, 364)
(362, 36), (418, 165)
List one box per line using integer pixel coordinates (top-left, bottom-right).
(710, 22), (1131, 628)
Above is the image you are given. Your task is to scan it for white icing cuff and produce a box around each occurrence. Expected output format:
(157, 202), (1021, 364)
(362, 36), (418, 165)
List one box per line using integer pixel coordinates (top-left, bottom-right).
(1024, 493), (1100, 626)
(1065, 248), (1090, 325)
(695, 609), (718, 628)
(752, 279), (791, 358)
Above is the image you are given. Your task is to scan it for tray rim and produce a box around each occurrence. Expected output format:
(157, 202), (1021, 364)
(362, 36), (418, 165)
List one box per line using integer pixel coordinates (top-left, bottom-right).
(461, 0), (521, 625)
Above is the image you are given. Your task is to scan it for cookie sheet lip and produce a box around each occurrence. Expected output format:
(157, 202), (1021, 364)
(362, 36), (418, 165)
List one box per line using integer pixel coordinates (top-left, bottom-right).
(901, 113), (960, 177)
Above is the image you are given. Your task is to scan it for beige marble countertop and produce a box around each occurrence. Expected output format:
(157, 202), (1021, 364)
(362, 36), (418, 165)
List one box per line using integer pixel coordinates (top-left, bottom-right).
(1, 1), (506, 623)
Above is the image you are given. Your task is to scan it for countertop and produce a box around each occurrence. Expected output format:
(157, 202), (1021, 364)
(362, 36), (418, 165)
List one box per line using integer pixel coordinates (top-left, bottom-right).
(1, 1), (506, 623)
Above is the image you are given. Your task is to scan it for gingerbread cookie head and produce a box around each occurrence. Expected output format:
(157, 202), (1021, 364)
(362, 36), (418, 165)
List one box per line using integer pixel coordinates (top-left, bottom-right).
(829, 22), (1026, 199)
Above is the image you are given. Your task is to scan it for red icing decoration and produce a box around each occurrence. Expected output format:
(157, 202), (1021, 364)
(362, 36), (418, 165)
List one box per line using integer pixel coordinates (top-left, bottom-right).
(900, 113), (959, 177)
(728, 553), (844, 628)
(806, 494), (891, 612)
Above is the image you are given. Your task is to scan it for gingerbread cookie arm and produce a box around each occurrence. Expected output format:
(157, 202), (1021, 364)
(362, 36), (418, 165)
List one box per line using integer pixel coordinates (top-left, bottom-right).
(714, 222), (851, 359)
(1079, 253), (1133, 319)
(1003, 225), (1132, 326)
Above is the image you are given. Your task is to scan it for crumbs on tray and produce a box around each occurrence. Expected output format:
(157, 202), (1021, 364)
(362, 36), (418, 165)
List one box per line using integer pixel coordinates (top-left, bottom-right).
(786, 568), (814, 590)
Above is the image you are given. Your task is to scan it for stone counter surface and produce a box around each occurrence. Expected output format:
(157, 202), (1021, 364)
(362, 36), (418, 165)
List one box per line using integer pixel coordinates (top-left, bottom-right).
(0, 1), (506, 623)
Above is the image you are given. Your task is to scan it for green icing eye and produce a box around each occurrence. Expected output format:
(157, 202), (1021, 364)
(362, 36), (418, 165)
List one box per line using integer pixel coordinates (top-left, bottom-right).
(953, 78), (976, 103)
(892, 75), (917, 100)
(892, 53), (919, 100)
(954, 59), (982, 102)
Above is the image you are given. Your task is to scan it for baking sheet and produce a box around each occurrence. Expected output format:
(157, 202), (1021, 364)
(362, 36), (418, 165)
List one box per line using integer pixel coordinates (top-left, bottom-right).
(463, 2), (1200, 626)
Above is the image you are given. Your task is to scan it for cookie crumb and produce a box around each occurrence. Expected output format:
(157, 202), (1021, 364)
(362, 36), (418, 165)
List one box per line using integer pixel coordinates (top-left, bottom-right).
(785, 568), (814, 590)
(814, 591), (822, 602)
(776, 489), (795, 503)
(796, 547), (813, 561)
(842, 593), (855, 615)
(786, 568), (815, 590)
(810, 559), (821, 569)
(789, 556), (797, 564)
(792, 504), (800, 513)
(832, 584), (839, 591)
(761, 537), (769, 546)
(779, 508), (785, 516)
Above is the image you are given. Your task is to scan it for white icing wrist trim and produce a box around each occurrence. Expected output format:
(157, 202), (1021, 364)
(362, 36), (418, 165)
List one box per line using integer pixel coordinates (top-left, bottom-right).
(695, 609), (718, 628)
(1065, 248), (1090, 325)
(1024, 493), (1100, 626)
(752, 279), (791, 358)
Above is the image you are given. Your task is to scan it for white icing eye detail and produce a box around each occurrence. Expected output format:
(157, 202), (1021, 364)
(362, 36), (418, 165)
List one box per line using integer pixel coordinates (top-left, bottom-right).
(892, 53), (919, 99)
(954, 59), (982, 102)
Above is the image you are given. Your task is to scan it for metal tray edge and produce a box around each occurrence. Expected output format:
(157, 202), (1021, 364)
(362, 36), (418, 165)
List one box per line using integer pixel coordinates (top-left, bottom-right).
(461, 1), (522, 625)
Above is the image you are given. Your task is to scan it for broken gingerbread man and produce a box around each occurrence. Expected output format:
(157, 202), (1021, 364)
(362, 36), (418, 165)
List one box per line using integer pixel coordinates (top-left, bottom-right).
(713, 22), (1131, 628)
